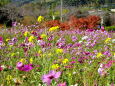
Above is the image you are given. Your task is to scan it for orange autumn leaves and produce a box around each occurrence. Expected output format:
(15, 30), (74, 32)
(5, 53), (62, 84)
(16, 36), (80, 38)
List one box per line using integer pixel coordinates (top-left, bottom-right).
(45, 15), (100, 30)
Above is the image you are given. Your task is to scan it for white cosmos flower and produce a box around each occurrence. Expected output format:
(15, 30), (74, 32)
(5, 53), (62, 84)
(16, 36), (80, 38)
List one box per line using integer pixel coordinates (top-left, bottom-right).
(73, 72), (77, 74)
(82, 36), (88, 40)
(112, 39), (115, 43)
(78, 41), (83, 43)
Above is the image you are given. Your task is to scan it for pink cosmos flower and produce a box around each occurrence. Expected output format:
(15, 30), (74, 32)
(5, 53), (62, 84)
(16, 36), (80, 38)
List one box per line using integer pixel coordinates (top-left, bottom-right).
(82, 52), (90, 56)
(65, 43), (73, 49)
(17, 62), (23, 68)
(48, 35), (54, 41)
(110, 83), (114, 86)
(70, 61), (76, 64)
(56, 42), (65, 48)
(71, 36), (77, 42)
(71, 57), (76, 60)
(16, 62), (33, 72)
(101, 26), (105, 32)
(104, 60), (115, 68)
(42, 70), (61, 85)
(78, 57), (88, 63)
(64, 65), (73, 69)
(0, 66), (3, 71)
(97, 61), (115, 76)
(37, 40), (46, 47)
(72, 43), (81, 47)
(12, 22), (17, 26)
(103, 51), (111, 57)
(31, 31), (38, 36)
(86, 29), (95, 32)
(98, 67), (106, 76)
(58, 82), (67, 86)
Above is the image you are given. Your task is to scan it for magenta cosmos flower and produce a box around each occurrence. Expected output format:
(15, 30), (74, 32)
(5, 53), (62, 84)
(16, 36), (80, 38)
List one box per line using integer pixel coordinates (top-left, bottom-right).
(0, 37), (3, 45)
(42, 70), (61, 85)
(16, 62), (33, 72)
(0, 37), (3, 42)
(0, 66), (3, 71)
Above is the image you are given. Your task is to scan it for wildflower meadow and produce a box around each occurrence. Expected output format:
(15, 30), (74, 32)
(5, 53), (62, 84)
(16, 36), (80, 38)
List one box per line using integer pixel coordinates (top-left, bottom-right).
(0, 16), (115, 86)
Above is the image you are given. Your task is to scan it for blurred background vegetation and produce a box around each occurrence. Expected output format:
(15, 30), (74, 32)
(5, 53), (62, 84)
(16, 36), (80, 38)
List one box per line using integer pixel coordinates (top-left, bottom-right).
(0, 0), (115, 27)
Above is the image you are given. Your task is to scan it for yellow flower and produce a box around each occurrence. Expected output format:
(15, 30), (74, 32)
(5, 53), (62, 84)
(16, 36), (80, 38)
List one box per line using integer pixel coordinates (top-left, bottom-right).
(9, 45), (13, 47)
(49, 26), (59, 31)
(20, 58), (26, 63)
(52, 64), (59, 69)
(6, 75), (12, 81)
(37, 16), (44, 23)
(28, 36), (34, 42)
(114, 53), (115, 57)
(68, 73), (71, 76)
(56, 48), (63, 54)
(58, 59), (62, 62)
(40, 34), (47, 39)
(11, 53), (15, 57)
(48, 53), (52, 56)
(24, 31), (29, 37)
(40, 53), (45, 57)
(38, 50), (42, 54)
(38, 50), (43, 56)
(105, 38), (111, 43)
(96, 53), (103, 58)
(30, 58), (33, 64)
(6, 38), (10, 42)
(62, 58), (69, 64)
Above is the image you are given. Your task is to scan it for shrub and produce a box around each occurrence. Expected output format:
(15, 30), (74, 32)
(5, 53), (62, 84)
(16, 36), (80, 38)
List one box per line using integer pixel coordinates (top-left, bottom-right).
(103, 12), (111, 26)
(45, 20), (60, 27)
(105, 26), (115, 31)
(86, 15), (101, 29)
(21, 16), (36, 25)
(0, 0), (11, 7)
(45, 20), (70, 30)
(60, 22), (70, 30)
(69, 15), (100, 29)
(0, 24), (4, 29)
(45, 15), (100, 30)
(0, 3), (23, 27)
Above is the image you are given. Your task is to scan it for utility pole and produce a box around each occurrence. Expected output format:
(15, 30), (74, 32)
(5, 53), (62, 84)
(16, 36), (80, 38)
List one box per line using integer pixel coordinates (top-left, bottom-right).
(60, 0), (63, 22)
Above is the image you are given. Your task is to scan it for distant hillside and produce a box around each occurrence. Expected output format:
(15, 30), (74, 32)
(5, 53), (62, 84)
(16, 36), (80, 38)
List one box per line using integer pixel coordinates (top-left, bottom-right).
(11, 0), (38, 6)
(11, 0), (115, 7)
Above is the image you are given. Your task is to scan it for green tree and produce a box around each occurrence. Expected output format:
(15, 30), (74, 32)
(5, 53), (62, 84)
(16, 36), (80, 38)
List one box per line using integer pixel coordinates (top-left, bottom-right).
(0, 0), (11, 7)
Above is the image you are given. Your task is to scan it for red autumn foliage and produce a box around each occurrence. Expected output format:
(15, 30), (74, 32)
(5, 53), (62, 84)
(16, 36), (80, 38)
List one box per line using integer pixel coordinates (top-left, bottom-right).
(69, 15), (100, 29)
(45, 20), (60, 27)
(45, 15), (101, 30)
(60, 22), (70, 30)
(86, 16), (101, 29)
(45, 20), (70, 30)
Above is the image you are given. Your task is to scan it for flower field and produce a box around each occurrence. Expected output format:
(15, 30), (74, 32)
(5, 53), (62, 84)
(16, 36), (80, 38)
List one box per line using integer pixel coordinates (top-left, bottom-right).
(0, 23), (115, 86)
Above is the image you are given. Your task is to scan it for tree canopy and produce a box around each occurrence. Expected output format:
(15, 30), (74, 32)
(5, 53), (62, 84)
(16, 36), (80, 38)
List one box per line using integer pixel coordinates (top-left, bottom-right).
(0, 0), (11, 7)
